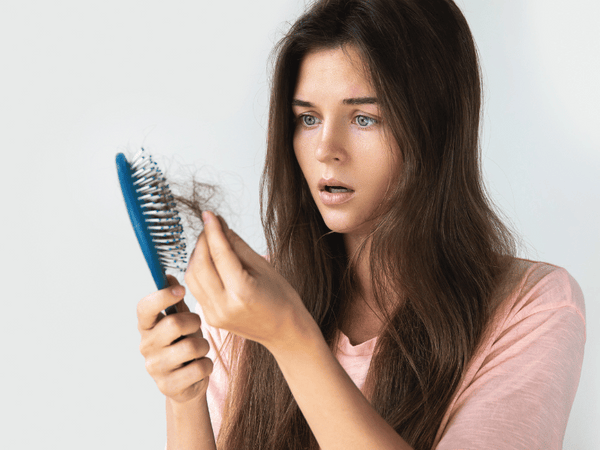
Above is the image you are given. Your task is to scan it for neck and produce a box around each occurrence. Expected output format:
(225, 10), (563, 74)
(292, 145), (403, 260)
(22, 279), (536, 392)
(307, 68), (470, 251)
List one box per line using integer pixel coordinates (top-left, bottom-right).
(341, 233), (385, 345)
(343, 233), (374, 306)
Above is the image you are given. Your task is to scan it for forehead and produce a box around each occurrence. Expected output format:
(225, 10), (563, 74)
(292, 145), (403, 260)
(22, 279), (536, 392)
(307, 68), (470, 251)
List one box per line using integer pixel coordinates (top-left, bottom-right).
(294, 46), (374, 98)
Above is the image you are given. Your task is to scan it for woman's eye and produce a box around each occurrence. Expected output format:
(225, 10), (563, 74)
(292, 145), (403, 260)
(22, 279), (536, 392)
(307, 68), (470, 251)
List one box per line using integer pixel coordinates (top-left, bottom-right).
(301, 115), (318, 127)
(355, 115), (377, 127)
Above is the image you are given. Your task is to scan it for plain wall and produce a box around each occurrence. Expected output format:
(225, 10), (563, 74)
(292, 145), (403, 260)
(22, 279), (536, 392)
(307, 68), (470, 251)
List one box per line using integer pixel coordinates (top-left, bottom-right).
(1, 0), (597, 448)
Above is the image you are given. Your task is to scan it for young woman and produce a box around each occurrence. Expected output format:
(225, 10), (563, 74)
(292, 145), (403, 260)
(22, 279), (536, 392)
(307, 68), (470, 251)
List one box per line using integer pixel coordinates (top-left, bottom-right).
(137, 0), (586, 449)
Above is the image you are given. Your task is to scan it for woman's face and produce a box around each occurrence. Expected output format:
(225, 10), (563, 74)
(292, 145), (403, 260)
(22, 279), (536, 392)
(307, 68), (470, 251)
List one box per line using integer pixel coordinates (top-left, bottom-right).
(293, 46), (401, 239)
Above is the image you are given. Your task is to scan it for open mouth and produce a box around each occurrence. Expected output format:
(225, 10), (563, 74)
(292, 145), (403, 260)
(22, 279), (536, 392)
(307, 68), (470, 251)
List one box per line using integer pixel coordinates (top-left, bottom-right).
(324, 186), (354, 193)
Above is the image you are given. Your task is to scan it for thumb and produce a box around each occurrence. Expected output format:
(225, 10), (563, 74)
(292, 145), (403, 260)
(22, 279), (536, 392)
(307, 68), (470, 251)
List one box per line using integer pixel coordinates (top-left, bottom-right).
(216, 216), (264, 272)
(166, 275), (190, 313)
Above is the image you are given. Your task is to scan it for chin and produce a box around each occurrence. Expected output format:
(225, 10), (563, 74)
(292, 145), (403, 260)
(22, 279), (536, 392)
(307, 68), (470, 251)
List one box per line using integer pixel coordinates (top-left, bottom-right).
(321, 215), (371, 236)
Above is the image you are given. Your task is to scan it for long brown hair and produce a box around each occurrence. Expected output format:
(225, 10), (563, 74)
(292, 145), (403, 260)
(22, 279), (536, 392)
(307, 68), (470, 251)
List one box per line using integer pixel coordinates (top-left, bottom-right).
(216, 0), (519, 448)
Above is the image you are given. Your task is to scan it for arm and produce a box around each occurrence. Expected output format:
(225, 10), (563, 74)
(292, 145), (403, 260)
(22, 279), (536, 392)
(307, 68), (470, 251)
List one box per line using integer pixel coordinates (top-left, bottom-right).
(185, 211), (412, 450)
(167, 396), (216, 450)
(268, 310), (412, 450)
(137, 276), (216, 450)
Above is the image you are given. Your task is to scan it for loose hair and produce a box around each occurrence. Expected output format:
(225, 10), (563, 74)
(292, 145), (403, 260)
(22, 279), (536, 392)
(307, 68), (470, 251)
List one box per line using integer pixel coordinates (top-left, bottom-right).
(211, 0), (521, 449)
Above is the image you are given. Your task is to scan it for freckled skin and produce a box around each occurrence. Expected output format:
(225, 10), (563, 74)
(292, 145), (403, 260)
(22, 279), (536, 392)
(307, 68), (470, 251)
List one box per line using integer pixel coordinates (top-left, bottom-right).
(292, 46), (401, 241)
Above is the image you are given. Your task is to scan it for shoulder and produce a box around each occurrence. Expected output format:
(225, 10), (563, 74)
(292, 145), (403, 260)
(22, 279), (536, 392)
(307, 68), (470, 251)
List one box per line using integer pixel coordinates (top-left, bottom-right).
(434, 260), (587, 448)
(483, 258), (587, 367)
(496, 258), (586, 334)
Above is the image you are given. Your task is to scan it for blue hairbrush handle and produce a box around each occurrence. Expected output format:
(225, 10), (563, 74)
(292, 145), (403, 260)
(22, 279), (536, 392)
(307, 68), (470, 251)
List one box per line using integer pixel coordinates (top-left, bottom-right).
(116, 151), (184, 315)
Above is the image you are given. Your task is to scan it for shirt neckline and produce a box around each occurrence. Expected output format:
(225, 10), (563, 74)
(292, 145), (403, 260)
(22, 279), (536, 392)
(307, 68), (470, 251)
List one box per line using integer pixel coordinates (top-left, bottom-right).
(337, 330), (378, 356)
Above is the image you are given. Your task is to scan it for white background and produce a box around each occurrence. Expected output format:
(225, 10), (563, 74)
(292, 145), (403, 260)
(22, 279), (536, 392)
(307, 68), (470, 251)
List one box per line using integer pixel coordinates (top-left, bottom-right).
(1, 0), (597, 448)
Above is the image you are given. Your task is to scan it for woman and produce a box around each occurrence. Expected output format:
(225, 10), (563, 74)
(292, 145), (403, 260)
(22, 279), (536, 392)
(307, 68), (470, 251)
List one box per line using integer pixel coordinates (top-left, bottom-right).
(137, 0), (585, 448)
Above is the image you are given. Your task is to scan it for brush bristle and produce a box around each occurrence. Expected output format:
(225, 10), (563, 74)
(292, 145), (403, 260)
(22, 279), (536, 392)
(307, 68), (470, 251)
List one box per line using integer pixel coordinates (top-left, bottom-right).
(129, 148), (187, 271)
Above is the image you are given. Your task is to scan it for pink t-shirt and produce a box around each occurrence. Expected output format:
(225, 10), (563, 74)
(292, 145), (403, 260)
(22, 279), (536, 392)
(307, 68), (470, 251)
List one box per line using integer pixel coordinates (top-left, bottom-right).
(196, 259), (586, 449)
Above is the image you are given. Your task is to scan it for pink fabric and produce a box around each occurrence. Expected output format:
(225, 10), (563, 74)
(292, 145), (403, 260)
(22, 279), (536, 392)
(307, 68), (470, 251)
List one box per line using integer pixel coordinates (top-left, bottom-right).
(196, 259), (586, 449)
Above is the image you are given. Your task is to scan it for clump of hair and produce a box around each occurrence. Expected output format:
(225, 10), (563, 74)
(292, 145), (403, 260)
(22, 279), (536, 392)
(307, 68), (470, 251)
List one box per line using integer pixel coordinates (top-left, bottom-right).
(141, 150), (228, 247)
(170, 177), (221, 237)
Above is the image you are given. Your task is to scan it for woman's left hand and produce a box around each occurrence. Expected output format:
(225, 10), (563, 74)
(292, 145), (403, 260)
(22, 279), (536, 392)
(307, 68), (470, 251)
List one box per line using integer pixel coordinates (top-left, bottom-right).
(184, 211), (313, 351)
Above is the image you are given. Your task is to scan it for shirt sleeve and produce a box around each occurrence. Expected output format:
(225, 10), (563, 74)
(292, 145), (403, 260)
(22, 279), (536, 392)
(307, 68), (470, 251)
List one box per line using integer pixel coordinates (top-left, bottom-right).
(435, 266), (586, 450)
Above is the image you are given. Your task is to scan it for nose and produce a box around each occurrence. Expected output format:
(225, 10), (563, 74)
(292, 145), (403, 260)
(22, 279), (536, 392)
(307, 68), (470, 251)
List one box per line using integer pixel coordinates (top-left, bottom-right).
(315, 122), (346, 163)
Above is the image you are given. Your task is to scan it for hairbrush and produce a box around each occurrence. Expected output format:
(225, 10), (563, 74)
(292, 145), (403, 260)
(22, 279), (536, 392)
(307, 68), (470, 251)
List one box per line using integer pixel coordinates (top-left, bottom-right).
(116, 148), (187, 315)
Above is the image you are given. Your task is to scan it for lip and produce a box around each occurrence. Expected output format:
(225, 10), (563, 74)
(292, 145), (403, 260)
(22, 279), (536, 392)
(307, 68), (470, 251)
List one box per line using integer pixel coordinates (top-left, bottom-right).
(319, 189), (355, 205)
(317, 178), (355, 192)
(317, 178), (355, 206)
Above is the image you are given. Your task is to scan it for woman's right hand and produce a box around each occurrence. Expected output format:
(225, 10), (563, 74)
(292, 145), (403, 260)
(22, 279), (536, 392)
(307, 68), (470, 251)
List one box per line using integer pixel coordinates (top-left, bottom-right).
(137, 275), (213, 404)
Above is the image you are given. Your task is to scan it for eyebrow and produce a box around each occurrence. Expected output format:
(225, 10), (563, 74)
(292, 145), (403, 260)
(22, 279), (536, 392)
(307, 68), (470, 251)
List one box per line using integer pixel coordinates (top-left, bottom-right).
(343, 97), (378, 105)
(291, 97), (378, 107)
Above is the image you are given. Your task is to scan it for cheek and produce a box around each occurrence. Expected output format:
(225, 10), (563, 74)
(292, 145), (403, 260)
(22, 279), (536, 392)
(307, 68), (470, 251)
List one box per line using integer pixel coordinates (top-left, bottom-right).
(293, 137), (311, 178)
(357, 145), (393, 179)
(362, 146), (400, 196)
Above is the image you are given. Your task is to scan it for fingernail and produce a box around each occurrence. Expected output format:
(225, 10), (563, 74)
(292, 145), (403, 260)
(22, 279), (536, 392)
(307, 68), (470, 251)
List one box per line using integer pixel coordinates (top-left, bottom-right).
(202, 211), (212, 223)
(171, 286), (185, 297)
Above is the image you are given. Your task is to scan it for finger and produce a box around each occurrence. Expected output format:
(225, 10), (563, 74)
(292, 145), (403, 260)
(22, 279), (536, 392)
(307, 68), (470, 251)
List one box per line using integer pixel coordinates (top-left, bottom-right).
(166, 274), (180, 286)
(158, 357), (213, 400)
(156, 314), (203, 348)
(166, 275), (190, 313)
(146, 333), (210, 375)
(140, 313), (203, 356)
(170, 333), (211, 368)
(137, 284), (186, 332)
(217, 217), (267, 274)
(202, 211), (247, 292)
(185, 228), (225, 298)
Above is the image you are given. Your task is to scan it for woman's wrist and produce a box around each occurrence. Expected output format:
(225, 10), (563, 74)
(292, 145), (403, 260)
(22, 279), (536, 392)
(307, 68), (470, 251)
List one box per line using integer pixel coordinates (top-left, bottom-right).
(264, 301), (324, 361)
(166, 393), (216, 450)
(167, 392), (207, 418)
